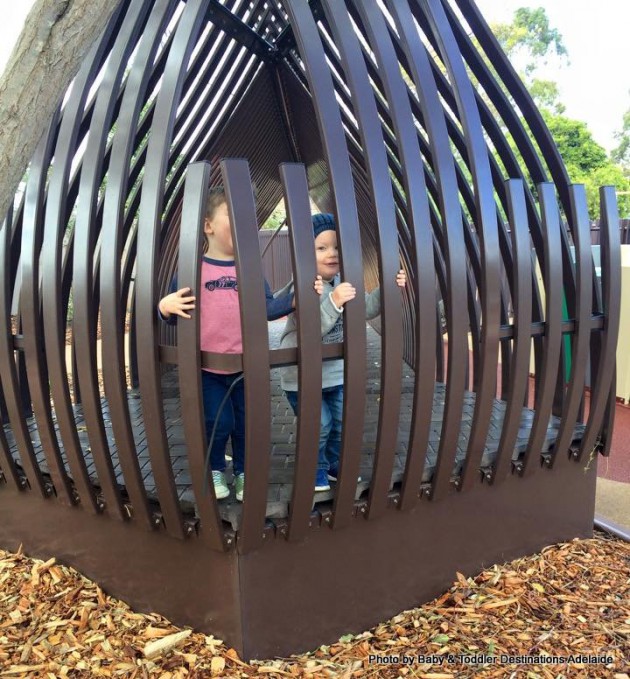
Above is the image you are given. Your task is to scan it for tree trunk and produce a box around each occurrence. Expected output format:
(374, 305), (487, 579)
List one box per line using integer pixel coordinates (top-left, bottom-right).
(0, 0), (123, 225)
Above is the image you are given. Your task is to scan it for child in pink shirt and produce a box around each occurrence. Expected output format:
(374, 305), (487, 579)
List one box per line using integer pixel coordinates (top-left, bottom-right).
(158, 187), (293, 501)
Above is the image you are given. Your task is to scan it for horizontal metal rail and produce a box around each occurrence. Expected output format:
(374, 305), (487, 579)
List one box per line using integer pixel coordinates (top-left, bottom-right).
(594, 516), (630, 543)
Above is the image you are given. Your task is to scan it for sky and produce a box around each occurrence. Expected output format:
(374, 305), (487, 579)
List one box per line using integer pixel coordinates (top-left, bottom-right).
(0, 5), (34, 73)
(474, 0), (630, 152)
(1, 1), (628, 153)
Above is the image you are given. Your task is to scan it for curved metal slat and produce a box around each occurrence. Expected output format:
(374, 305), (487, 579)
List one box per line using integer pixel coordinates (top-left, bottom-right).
(0, 213), (26, 491)
(176, 161), (226, 550)
(100, 0), (178, 531)
(521, 184), (563, 477)
(41, 27), (124, 514)
(0, 419), (19, 490)
(385, 0), (468, 501)
(549, 185), (592, 468)
(491, 179), (532, 484)
(19, 115), (75, 504)
(454, 0), (571, 218)
(349, 0), (437, 511)
(449, 0), (573, 393)
(577, 187), (621, 461)
(600, 382), (616, 458)
(220, 158), (271, 554)
(0, 206), (47, 495)
(370, 14), (487, 286)
(392, 22), (522, 405)
(73, 0), (153, 522)
(280, 163), (322, 542)
(320, 0), (403, 519)
(136, 0), (210, 539)
(283, 0), (367, 530)
(419, 0), (501, 493)
(454, 0), (577, 354)
(443, 2), (548, 187)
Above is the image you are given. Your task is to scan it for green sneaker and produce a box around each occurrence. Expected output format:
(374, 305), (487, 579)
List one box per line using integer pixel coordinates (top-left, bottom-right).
(211, 471), (229, 500)
(235, 473), (245, 502)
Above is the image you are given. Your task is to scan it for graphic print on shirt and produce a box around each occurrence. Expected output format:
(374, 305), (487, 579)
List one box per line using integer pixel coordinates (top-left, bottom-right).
(324, 315), (343, 344)
(205, 275), (238, 292)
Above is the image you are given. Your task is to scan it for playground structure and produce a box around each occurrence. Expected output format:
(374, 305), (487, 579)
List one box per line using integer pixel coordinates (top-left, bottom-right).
(0, 0), (621, 658)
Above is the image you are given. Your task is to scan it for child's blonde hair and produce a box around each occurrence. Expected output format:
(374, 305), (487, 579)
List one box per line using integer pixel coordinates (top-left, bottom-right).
(203, 186), (227, 254)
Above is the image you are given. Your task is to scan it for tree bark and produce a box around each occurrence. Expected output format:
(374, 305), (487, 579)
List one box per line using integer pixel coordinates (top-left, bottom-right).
(0, 0), (123, 225)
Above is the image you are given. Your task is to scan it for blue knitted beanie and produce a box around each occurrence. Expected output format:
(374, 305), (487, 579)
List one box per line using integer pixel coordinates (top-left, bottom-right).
(312, 213), (336, 239)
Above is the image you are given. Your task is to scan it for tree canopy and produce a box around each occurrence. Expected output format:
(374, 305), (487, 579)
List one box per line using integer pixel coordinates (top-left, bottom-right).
(541, 113), (608, 175)
(611, 98), (630, 174)
(492, 6), (567, 73)
(491, 6), (630, 219)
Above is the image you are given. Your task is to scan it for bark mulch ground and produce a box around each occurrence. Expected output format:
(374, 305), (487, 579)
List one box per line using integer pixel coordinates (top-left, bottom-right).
(1, 534), (628, 678)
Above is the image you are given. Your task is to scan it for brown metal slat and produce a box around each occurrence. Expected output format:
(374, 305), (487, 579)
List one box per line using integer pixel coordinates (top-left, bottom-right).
(457, 0), (578, 378)
(280, 163), (322, 542)
(549, 186), (593, 469)
(320, 0), (404, 520)
(0, 203), (46, 495)
(283, 0), (367, 530)
(386, 0), (468, 502)
(176, 161), (227, 551)
(18, 115), (74, 504)
(419, 0), (501, 493)
(72, 0), (154, 521)
(135, 0), (210, 539)
(220, 158), (271, 555)
(521, 184), (564, 477)
(454, 0), (571, 217)
(443, 1), (549, 186)
(577, 187), (621, 462)
(600, 380), (617, 458)
(41, 32), (121, 514)
(0, 214), (22, 495)
(491, 180), (532, 484)
(451, 0), (571, 394)
(100, 0), (177, 530)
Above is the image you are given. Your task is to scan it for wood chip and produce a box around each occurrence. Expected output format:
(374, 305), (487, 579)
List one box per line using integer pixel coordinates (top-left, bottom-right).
(210, 656), (226, 675)
(0, 534), (628, 677)
(143, 630), (192, 659)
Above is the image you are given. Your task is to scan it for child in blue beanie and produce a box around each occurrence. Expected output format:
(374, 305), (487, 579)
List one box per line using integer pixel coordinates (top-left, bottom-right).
(279, 213), (406, 491)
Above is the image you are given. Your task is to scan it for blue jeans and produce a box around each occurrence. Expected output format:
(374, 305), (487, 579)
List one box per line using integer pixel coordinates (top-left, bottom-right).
(285, 385), (343, 472)
(202, 371), (245, 476)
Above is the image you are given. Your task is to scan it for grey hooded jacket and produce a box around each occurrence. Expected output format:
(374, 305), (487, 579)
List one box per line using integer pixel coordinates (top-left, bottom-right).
(277, 274), (381, 392)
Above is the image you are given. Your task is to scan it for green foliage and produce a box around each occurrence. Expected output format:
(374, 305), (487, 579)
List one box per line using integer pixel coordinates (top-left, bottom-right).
(261, 202), (286, 230)
(541, 112), (608, 174)
(538, 111), (630, 217)
(492, 7), (567, 75)
(486, 7), (629, 219)
(611, 100), (630, 173)
(487, 7), (568, 117)
(528, 79), (564, 114)
(569, 163), (630, 220)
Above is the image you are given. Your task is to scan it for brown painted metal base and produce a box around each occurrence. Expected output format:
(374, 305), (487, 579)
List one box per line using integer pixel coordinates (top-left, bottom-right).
(0, 460), (596, 659)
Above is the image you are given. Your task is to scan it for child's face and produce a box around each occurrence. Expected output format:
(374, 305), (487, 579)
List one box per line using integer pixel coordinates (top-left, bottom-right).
(314, 229), (339, 280)
(204, 201), (233, 258)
